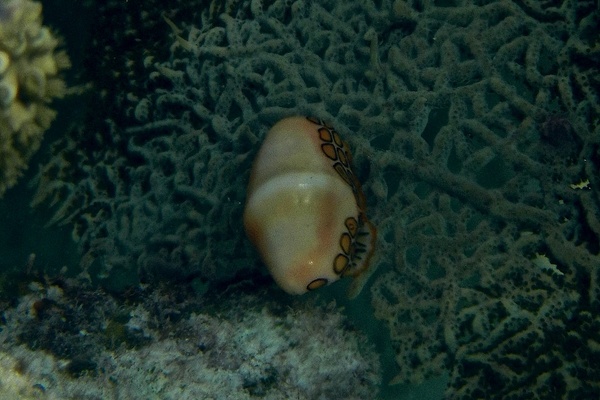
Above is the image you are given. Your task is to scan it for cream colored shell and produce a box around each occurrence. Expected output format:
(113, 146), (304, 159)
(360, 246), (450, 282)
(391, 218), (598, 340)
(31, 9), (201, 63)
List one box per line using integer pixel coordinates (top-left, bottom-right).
(244, 116), (375, 295)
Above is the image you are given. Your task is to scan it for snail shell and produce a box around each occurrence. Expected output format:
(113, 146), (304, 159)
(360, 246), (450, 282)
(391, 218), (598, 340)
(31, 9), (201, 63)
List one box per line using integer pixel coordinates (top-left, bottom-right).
(243, 116), (376, 295)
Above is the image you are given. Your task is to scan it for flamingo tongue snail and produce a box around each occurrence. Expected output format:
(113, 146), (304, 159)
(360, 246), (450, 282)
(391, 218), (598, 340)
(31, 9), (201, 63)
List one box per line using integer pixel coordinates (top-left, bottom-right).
(243, 116), (376, 295)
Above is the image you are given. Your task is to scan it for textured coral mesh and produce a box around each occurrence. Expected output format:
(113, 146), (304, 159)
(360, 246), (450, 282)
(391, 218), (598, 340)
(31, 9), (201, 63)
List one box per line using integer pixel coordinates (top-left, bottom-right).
(32, 0), (599, 397)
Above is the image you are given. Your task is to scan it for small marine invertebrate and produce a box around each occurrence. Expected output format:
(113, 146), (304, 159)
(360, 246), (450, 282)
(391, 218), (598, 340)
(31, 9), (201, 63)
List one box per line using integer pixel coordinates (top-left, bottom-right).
(244, 116), (376, 295)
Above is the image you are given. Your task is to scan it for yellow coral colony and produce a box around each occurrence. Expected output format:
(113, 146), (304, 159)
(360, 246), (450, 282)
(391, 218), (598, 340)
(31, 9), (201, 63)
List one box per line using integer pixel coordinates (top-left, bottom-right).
(0, 0), (70, 197)
(244, 117), (377, 295)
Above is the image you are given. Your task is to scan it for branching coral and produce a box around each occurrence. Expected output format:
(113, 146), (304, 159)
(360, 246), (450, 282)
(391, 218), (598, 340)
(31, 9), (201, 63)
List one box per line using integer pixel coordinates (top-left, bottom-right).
(0, 0), (69, 197)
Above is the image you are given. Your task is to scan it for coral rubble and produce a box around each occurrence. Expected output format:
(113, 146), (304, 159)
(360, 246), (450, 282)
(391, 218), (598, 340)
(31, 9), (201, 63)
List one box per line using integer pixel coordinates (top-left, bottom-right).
(0, 281), (380, 399)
